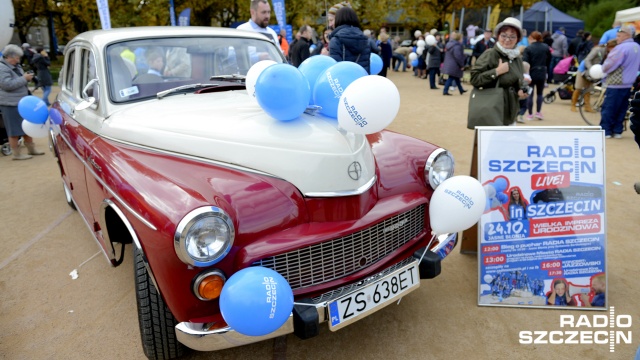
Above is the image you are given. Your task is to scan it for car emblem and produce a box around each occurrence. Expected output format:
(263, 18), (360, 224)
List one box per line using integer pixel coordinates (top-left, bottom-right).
(348, 161), (362, 180)
(359, 257), (367, 267)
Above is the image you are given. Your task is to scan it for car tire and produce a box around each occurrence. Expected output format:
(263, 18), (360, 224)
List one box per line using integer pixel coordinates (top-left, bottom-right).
(134, 246), (186, 360)
(62, 181), (77, 210)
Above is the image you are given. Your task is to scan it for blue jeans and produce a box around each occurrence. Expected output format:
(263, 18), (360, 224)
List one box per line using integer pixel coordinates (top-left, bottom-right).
(548, 56), (561, 83)
(443, 76), (464, 94)
(600, 87), (631, 136)
(428, 68), (439, 88)
(393, 54), (406, 71)
(42, 85), (52, 106)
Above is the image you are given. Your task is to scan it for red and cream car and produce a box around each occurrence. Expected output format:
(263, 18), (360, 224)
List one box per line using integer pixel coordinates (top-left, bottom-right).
(51, 27), (458, 359)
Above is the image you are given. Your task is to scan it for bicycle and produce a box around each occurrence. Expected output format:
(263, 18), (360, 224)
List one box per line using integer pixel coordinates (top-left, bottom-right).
(579, 82), (633, 130)
(578, 81), (605, 126)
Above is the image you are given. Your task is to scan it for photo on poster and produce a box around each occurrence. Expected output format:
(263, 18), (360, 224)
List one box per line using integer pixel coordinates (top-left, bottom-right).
(476, 127), (607, 310)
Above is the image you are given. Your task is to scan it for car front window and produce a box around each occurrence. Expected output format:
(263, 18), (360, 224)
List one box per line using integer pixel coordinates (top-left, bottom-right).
(106, 36), (284, 103)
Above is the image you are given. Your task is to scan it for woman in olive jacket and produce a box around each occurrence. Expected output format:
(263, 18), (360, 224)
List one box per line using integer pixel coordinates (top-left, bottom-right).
(470, 17), (527, 126)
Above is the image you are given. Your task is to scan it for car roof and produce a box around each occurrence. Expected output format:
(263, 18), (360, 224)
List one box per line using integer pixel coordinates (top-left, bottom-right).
(69, 26), (271, 48)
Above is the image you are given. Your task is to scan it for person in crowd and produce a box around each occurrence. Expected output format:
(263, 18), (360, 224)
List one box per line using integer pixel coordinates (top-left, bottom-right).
(442, 31), (466, 95)
(363, 29), (380, 55)
(278, 28), (289, 59)
(516, 61), (531, 123)
(20, 43), (35, 68)
(568, 29), (584, 56)
(237, 0), (279, 47)
(311, 27), (333, 56)
(377, 32), (392, 77)
(580, 274), (606, 307)
(549, 27), (567, 83)
(392, 43), (411, 72)
(517, 28), (529, 48)
(327, 1), (350, 29)
(471, 29), (495, 66)
(328, 6), (371, 73)
(289, 25), (312, 67)
(600, 25), (640, 139)
(470, 17), (528, 126)
(572, 39), (616, 113)
(425, 35), (443, 89)
(416, 35), (427, 79)
(30, 47), (53, 106)
(575, 31), (593, 63)
(0, 44), (44, 160)
(523, 31), (551, 120)
(599, 21), (622, 45)
(547, 279), (575, 306)
(541, 31), (554, 52)
(466, 24), (478, 46)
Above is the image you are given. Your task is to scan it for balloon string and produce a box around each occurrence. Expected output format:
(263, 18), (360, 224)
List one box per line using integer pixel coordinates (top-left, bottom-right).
(418, 233), (438, 264)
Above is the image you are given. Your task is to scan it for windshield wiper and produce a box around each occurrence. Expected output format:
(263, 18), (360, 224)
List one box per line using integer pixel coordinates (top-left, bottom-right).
(157, 83), (219, 99)
(209, 74), (246, 83)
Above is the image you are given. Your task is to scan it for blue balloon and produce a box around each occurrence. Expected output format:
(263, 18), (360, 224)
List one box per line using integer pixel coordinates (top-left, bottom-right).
(496, 192), (508, 204)
(369, 53), (383, 75)
(411, 59), (418, 67)
(49, 108), (63, 125)
(255, 64), (310, 121)
(18, 96), (48, 124)
(298, 56), (337, 105)
(493, 177), (508, 192)
(220, 267), (294, 337)
(313, 61), (368, 118)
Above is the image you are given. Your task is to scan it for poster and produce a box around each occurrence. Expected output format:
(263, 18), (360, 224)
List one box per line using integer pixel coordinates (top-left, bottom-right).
(477, 127), (607, 310)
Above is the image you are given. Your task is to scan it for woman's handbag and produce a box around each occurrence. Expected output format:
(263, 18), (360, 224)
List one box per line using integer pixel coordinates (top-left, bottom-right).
(466, 83), (503, 129)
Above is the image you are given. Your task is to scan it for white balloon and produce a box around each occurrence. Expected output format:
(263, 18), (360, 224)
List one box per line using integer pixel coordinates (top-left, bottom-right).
(417, 40), (426, 48)
(589, 64), (603, 80)
(484, 274), (494, 283)
(426, 35), (437, 46)
(409, 52), (418, 61)
(429, 176), (487, 235)
(0, 0), (14, 49)
(337, 76), (400, 134)
(245, 60), (277, 100)
(22, 119), (49, 138)
(416, 47), (424, 55)
(414, 30), (422, 38)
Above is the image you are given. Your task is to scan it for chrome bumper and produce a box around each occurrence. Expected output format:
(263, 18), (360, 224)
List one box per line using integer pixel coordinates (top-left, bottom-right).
(175, 232), (458, 351)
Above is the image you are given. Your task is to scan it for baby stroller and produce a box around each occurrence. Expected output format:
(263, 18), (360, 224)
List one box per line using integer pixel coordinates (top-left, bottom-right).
(544, 56), (578, 104)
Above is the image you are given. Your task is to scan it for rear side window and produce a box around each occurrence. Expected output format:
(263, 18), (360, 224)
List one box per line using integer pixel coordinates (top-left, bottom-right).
(64, 48), (76, 93)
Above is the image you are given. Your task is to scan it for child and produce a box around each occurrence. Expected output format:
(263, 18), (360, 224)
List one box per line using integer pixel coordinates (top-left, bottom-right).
(580, 273), (606, 307)
(517, 61), (532, 123)
(547, 279), (575, 306)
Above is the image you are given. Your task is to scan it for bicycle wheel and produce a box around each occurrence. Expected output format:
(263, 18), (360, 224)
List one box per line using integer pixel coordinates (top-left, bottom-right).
(579, 86), (604, 125)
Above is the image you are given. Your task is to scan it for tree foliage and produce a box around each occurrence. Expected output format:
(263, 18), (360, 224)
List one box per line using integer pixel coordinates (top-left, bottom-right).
(11, 0), (635, 44)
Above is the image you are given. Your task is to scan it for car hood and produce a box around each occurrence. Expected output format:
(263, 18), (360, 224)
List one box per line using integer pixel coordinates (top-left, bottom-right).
(101, 91), (376, 196)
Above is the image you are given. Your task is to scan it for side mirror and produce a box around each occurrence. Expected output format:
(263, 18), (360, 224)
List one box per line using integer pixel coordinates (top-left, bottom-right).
(75, 97), (96, 111)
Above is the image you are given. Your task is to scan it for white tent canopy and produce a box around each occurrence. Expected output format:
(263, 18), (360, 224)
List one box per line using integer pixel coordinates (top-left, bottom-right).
(615, 6), (640, 23)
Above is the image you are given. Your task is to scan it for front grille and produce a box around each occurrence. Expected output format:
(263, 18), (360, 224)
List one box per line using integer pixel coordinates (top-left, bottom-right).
(252, 205), (425, 290)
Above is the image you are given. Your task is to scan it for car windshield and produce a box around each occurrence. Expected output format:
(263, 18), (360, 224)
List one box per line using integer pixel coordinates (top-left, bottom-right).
(106, 36), (284, 103)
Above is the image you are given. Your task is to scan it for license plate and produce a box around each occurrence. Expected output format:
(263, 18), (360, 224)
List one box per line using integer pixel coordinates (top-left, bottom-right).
(328, 261), (420, 331)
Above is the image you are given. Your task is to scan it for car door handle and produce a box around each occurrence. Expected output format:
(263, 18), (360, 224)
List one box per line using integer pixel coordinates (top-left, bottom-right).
(87, 155), (102, 173)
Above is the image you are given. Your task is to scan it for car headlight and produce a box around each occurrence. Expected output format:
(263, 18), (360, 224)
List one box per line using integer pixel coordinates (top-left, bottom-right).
(174, 206), (235, 267)
(425, 149), (455, 190)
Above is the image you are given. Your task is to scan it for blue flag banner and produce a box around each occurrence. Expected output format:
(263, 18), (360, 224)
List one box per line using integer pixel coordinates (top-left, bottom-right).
(272, 0), (286, 28)
(178, 8), (191, 26)
(96, 0), (111, 30)
(169, 0), (176, 26)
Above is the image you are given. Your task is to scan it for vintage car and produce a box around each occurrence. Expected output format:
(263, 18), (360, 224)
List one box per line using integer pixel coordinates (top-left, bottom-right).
(51, 27), (458, 359)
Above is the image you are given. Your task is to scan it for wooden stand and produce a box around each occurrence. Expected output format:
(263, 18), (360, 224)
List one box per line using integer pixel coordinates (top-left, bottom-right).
(460, 130), (478, 254)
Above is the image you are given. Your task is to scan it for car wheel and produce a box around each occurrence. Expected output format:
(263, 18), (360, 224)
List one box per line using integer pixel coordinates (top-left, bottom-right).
(134, 246), (186, 360)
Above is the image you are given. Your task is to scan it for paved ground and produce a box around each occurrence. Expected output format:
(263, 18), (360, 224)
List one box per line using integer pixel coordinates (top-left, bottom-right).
(1, 72), (639, 360)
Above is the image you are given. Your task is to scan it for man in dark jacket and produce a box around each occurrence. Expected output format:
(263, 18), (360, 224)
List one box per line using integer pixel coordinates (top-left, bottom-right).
(471, 29), (494, 65)
(328, 7), (371, 73)
(568, 29), (584, 56)
(289, 25), (312, 67)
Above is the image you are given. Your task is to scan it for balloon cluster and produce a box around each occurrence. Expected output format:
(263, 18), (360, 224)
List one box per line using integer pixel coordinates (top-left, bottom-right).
(246, 58), (400, 134)
(429, 176), (486, 235)
(483, 177), (509, 212)
(17, 95), (61, 138)
(219, 267), (294, 336)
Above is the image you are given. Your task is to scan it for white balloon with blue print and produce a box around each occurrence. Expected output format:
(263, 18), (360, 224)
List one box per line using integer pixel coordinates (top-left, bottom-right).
(428, 176), (486, 235)
(336, 76), (400, 135)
